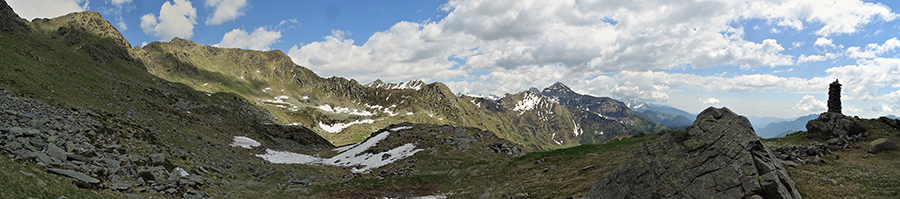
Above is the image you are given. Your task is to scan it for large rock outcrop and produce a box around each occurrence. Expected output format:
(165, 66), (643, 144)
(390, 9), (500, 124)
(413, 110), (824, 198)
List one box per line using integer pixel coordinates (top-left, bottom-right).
(805, 112), (866, 139)
(582, 107), (802, 199)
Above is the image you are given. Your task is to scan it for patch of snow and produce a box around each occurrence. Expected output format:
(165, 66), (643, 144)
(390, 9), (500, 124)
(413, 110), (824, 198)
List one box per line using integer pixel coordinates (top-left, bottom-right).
(316, 104), (375, 116)
(318, 119), (376, 133)
(256, 131), (423, 173)
(406, 112), (414, 115)
(572, 120), (583, 137)
(513, 93), (543, 115)
(402, 194), (449, 199)
(470, 99), (481, 108)
(302, 96), (309, 100)
(333, 143), (360, 153)
(205, 93), (212, 97)
(551, 132), (562, 145)
(547, 96), (560, 104)
(262, 87), (273, 92)
(229, 136), (261, 149)
(174, 167), (189, 177)
(202, 83), (208, 86)
(261, 96), (299, 111)
(390, 126), (412, 131)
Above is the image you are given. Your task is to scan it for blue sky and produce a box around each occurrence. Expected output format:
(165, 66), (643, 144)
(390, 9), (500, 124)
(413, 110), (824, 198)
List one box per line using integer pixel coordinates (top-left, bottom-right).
(8, 0), (900, 119)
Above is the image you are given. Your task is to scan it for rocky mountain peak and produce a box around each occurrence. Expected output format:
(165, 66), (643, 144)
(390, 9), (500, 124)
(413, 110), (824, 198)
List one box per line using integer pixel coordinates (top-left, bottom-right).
(365, 79), (425, 90)
(542, 82), (573, 94)
(30, 11), (130, 48)
(583, 106), (802, 199)
(0, 0), (29, 32)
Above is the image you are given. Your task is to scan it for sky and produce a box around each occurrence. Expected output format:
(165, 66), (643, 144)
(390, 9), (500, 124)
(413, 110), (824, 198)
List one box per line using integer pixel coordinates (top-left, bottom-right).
(7, 0), (900, 119)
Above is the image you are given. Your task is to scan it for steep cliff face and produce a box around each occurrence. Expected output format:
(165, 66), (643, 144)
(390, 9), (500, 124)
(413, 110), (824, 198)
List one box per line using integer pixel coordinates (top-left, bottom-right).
(583, 107), (802, 199)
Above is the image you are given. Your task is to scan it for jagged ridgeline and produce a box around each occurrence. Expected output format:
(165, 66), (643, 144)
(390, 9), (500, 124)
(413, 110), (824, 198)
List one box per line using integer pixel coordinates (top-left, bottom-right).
(131, 33), (662, 150)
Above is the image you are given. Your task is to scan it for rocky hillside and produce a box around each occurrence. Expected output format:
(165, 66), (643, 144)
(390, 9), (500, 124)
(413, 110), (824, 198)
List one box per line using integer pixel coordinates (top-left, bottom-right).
(131, 35), (654, 150)
(0, 4), (338, 198)
(583, 107), (802, 199)
(533, 82), (665, 132)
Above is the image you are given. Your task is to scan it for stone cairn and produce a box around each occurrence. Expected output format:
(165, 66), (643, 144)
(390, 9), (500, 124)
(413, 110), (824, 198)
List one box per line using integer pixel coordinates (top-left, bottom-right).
(828, 79), (841, 114)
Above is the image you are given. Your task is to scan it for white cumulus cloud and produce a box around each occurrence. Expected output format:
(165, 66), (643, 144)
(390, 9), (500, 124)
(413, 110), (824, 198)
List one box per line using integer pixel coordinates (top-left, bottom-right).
(214, 27), (281, 51)
(847, 37), (900, 59)
(288, 0), (899, 95)
(140, 0), (197, 41)
(794, 95), (826, 112)
(204, 0), (247, 25)
(797, 55), (826, 64)
(7, 0), (88, 20)
(814, 37), (835, 47)
(699, 97), (720, 105)
(109, 0), (132, 5)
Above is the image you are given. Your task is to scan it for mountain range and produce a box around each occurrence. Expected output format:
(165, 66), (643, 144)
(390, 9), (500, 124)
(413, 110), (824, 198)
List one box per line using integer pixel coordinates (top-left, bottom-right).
(755, 114), (818, 138)
(3, 3), (899, 198)
(619, 98), (696, 128)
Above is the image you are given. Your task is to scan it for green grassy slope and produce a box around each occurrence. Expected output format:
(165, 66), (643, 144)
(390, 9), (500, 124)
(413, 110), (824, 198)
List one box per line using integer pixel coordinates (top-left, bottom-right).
(1, 8), (339, 198)
(762, 119), (900, 198)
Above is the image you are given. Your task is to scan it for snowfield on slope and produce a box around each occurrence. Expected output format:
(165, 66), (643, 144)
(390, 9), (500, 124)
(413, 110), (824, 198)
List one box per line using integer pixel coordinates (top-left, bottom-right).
(316, 104), (375, 116)
(318, 119), (376, 133)
(229, 136), (261, 149)
(232, 125), (423, 173)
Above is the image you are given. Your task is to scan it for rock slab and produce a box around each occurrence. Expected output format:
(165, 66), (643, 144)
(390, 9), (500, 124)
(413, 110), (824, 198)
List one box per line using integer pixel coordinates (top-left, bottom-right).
(582, 107), (802, 199)
(868, 138), (898, 154)
(47, 168), (100, 183)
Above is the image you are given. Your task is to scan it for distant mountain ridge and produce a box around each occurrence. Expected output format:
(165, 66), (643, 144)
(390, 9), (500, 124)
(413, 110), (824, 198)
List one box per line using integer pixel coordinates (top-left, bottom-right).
(132, 40), (654, 150)
(528, 82), (664, 133)
(618, 98), (696, 128)
(757, 114), (820, 138)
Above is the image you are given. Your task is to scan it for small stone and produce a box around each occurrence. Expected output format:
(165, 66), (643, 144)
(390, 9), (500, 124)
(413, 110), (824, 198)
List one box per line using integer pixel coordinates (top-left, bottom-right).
(149, 153), (165, 163)
(65, 141), (76, 153)
(47, 144), (66, 161)
(480, 188), (493, 199)
(25, 129), (40, 136)
(821, 177), (838, 185)
(37, 179), (46, 186)
(110, 182), (130, 190)
(35, 151), (56, 165)
(287, 187), (310, 195)
(124, 194), (144, 199)
(5, 109), (18, 116)
(19, 170), (35, 177)
(9, 127), (24, 136)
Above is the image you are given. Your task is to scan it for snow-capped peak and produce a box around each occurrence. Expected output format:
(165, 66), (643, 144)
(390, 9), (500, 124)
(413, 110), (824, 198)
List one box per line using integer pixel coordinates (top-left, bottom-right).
(459, 93), (502, 101)
(542, 82), (573, 94)
(366, 79), (425, 90)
